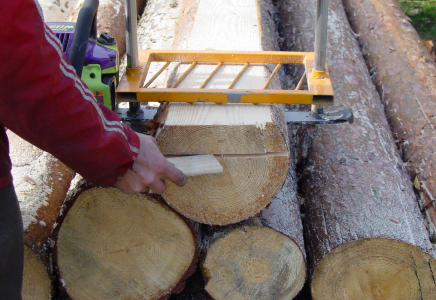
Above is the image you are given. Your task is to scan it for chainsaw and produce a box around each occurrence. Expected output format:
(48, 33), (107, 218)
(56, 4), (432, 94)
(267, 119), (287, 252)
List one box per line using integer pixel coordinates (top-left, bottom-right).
(50, 0), (353, 133)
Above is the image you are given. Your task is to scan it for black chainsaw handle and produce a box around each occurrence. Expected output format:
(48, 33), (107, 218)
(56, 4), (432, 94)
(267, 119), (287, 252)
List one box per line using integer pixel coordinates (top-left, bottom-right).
(69, 0), (99, 77)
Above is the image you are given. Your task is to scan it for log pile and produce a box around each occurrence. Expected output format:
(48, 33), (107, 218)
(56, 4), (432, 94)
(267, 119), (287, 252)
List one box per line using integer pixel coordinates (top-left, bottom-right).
(342, 0), (436, 239)
(22, 245), (53, 300)
(13, 0), (436, 299)
(52, 181), (198, 299)
(277, 0), (436, 298)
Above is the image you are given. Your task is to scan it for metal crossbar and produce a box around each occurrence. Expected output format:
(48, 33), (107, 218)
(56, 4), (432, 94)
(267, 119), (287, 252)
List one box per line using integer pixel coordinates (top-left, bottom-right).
(116, 50), (334, 105)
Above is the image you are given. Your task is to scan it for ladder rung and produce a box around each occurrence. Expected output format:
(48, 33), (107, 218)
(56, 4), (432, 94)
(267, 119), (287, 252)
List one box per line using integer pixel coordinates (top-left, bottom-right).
(200, 62), (223, 88)
(172, 62), (197, 88)
(295, 72), (306, 91)
(228, 63), (249, 89)
(144, 62), (171, 88)
(262, 63), (282, 89)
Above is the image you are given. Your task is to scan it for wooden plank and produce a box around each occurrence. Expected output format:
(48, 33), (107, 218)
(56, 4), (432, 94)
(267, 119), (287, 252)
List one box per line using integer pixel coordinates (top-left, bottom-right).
(166, 155), (223, 177)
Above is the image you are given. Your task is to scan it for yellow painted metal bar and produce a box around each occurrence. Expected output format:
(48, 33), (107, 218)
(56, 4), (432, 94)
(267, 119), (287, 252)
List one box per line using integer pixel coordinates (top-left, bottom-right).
(118, 88), (315, 105)
(262, 63), (282, 89)
(171, 62), (197, 88)
(143, 62), (170, 88)
(228, 63), (249, 89)
(295, 73), (306, 91)
(138, 50), (307, 64)
(116, 50), (335, 106)
(199, 62), (223, 88)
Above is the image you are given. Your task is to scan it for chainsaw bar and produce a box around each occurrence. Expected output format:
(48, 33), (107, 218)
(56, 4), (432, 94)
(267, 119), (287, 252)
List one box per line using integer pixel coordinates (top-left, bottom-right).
(116, 105), (354, 127)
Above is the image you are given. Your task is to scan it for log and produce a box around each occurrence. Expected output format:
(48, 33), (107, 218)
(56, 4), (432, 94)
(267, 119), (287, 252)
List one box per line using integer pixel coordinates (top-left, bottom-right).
(154, 0), (289, 225)
(342, 0), (436, 240)
(22, 245), (53, 300)
(52, 181), (199, 299)
(201, 165), (306, 300)
(8, 131), (74, 263)
(277, 0), (436, 298)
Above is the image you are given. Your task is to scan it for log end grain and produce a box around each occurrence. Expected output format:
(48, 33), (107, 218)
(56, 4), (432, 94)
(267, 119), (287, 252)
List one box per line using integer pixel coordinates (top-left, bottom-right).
(202, 226), (306, 300)
(163, 155), (289, 225)
(22, 245), (52, 300)
(312, 238), (436, 300)
(54, 187), (198, 299)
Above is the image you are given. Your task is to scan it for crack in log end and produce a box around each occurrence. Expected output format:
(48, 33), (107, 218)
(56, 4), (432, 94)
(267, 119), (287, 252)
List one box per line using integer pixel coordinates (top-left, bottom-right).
(411, 254), (424, 300)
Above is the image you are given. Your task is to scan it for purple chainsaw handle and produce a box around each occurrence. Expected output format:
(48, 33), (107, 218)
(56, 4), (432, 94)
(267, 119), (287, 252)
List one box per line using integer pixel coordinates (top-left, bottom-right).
(69, 0), (99, 77)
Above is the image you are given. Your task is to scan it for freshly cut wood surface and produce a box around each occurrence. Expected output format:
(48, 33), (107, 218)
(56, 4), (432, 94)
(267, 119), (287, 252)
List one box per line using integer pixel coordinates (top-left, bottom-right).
(312, 239), (436, 299)
(166, 155), (223, 177)
(342, 0), (436, 238)
(164, 154), (288, 225)
(53, 185), (198, 299)
(156, 0), (289, 225)
(8, 131), (74, 263)
(195, 157), (307, 299)
(22, 245), (52, 300)
(202, 225), (305, 300)
(278, 0), (436, 297)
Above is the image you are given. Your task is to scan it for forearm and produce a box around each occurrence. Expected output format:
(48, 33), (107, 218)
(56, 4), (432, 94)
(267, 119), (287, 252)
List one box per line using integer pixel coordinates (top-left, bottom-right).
(0, 0), (139, 186)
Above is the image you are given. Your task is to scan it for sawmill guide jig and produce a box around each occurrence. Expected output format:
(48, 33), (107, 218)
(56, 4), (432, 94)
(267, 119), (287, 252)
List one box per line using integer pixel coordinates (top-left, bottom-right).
(53, 0), (354, 127)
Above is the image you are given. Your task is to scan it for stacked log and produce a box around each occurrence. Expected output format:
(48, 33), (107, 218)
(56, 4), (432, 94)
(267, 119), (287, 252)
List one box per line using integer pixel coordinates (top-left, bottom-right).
(8, 131), (74, 264)
(22, 245), (53, 300)
(342, 0), (436, 239)
(277, 0), (436, 298)
(52, 181), (199, 299)
(156, 0), (306, 298)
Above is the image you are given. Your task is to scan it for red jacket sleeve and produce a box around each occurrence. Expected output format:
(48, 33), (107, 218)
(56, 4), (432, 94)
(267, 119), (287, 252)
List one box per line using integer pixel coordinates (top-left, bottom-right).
(0, 0), (140, 186)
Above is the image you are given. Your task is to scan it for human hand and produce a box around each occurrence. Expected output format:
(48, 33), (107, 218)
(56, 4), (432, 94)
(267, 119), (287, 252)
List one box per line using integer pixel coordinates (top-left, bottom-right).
(114, 133), (188, 194)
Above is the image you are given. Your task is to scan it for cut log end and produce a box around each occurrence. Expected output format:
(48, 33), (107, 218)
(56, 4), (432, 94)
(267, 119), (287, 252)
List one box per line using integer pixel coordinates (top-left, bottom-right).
(312, 238), (436, 300)
(202, 226), (306, 300)
(163, 155), (289, 225)
(22, 246), (52, 300)
(55, 187), (197, 299)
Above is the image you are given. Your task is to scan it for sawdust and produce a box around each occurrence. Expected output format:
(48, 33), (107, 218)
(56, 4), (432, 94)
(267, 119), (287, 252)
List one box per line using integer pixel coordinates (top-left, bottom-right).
(8, 133), (57, 230)
(37, 0), (84, 22)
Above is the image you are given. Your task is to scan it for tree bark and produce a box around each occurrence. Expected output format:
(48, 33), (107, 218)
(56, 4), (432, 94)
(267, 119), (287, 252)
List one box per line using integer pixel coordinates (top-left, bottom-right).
(277, 0), (436, 298)
(154, 0), (289, 225)
(52, 181), (199, 299)
(8, 131), (74, 265)
(342, 0), (436, 240)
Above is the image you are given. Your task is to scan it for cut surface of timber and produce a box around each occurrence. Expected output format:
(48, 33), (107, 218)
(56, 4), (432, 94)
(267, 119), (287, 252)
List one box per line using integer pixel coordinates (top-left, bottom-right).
(164, 154), (288, 225)
(277, 0), (436, 297)
(22, 245), (52, 300)
(312, 239), (436, 299)
(54, 187), (197, 299)
(156, 0), (289, 225)
(202, 225), (306, 300)
(342, 0), (436, 239)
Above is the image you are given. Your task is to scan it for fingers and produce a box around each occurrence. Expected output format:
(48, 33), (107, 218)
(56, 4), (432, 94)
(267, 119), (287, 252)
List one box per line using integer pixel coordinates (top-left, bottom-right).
(163, 160), (188, 187)
(149, 178), (167, 195)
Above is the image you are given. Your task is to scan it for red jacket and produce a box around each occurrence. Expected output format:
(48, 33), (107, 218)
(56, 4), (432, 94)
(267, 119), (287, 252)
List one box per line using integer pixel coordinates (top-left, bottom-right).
(0, 0), (139, 189)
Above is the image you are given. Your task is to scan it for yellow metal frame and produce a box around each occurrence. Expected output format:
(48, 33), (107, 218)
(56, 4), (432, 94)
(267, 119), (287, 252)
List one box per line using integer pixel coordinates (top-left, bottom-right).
(116, 50), (334, 105)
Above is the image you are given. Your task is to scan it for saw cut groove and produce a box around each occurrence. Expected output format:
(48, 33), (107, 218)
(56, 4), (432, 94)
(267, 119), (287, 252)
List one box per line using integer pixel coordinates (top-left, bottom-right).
(55, 187), (197, 299)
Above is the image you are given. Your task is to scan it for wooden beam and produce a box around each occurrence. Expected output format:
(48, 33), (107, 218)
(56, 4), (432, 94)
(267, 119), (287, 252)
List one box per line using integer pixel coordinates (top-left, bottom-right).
(156, 0), (289, 226)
